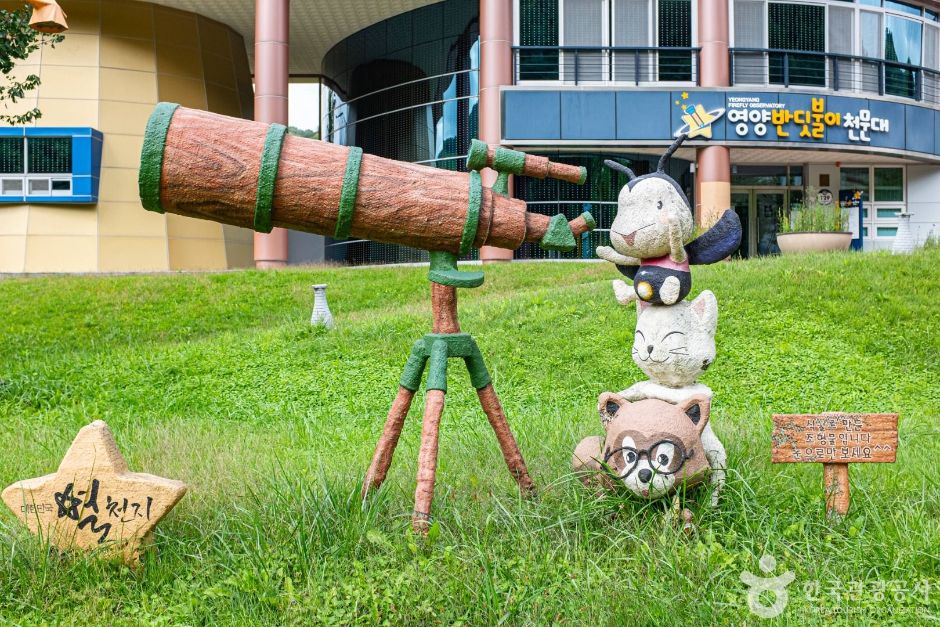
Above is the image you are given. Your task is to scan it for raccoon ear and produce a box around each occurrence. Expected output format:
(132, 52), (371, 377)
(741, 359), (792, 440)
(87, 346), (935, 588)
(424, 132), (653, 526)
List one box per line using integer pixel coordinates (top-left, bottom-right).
(597, 392), (627, 427)
(677, 394), (710, 433)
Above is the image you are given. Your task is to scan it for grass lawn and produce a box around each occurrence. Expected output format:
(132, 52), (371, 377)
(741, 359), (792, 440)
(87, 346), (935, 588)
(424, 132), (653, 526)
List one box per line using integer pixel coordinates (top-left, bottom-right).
(0, 249), (938, 624)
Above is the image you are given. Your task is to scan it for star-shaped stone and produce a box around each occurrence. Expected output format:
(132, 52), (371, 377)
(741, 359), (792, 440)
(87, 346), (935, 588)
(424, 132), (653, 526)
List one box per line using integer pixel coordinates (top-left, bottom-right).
(2, 420), (187, 564)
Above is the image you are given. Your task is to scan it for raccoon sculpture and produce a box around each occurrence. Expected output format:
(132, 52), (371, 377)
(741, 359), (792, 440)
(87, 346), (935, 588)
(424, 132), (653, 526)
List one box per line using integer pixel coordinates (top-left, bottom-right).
(572, 394), (712, 500)
(596, 134), (742, 306)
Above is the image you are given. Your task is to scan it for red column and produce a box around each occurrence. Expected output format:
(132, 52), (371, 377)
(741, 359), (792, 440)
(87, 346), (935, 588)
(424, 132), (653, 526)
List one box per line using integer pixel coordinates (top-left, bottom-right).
(478, 0), (514, 262)
(253, 0), (290, 268)
(695, 0), (731, 228)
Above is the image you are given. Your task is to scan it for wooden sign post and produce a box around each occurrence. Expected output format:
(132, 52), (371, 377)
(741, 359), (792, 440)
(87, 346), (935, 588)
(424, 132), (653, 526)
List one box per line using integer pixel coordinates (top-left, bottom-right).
(772, 413), (898, 517)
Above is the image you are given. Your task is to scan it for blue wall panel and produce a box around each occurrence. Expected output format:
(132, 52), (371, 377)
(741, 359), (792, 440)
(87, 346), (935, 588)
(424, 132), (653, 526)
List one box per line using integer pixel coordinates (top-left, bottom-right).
(503, 91), (561, 140)
(560, 91), (616, 139)
(866, 100), (905, 149)
(616, 91), (672, 139)
(906, 105), (935, 154)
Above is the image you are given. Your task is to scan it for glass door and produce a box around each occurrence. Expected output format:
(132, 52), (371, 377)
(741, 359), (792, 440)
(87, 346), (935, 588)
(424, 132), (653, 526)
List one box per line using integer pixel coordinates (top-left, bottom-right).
(730, 189), (785, 257)
(731, 191), (751, 258)
(755, 191), (783, 256)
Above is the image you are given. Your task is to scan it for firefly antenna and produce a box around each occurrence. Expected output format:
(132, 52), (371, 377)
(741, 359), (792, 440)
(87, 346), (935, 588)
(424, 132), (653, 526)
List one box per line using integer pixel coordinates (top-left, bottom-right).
(657, 134), (687, 173)
(604, 159), (636, 180)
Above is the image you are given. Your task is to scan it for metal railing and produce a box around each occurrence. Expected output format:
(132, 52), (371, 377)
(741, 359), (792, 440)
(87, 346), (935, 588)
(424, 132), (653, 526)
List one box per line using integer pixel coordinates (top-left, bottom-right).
(512, 46), (701, 85)
(730, 48), (940, 105)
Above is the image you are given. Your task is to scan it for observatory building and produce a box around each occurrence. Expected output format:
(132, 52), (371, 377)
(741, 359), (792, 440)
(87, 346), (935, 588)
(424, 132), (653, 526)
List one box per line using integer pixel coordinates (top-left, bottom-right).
(2, 0), (939, 272)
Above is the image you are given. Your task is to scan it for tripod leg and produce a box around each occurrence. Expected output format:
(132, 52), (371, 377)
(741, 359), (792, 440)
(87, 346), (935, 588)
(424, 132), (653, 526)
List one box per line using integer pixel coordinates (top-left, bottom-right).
(476, 384), (536, 495)
(362, 340), (428, 500)
(464, 340), (535, 495)
(413, 390), (445, 533)
(413, 339), (449, 533)
(361, 386), (416, 499)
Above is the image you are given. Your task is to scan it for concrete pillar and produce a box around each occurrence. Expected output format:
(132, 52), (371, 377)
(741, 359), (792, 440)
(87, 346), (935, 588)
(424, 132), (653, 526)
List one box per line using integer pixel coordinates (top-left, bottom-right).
(695, 0), (731, 228)
(478, 0), (514, 262)
(253, 0), (290, 268)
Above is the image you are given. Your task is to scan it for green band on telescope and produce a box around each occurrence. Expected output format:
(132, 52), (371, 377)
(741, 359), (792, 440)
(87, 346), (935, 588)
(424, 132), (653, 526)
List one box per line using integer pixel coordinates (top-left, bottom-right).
(253, 123), (287, 233)
(466, 138), (489, 171)
(493, 146), (526, 175)
(581, 211), (596, 230)
(334, 146), (363, 240)
(139, 102), (179, 213)
(460, 170), (482, 255)
(576, 166), (588, 185)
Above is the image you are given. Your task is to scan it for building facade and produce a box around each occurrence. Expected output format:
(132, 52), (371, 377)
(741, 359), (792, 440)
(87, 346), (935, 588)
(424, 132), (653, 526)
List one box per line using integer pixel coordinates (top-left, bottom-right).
(3, 0), (938, 272)
(499, 0), (940, 257)
(0, 0), (255, 273)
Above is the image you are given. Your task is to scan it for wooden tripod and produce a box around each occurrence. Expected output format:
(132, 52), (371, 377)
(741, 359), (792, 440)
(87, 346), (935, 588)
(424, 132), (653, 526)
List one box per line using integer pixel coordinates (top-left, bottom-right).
(361, 282), (536, 532)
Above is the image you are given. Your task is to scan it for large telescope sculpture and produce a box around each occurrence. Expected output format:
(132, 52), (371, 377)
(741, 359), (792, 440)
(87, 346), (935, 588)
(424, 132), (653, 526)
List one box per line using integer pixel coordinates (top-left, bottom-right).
(139, 103), (596, 531)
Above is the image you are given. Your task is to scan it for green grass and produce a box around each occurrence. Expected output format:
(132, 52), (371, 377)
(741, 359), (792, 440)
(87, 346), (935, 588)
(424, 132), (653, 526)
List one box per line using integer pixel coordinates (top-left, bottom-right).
(0, 250), (938, 625)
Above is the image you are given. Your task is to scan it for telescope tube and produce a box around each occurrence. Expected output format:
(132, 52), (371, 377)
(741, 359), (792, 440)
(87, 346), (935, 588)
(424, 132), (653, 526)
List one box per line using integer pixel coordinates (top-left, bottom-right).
(140, 104), (590, 255)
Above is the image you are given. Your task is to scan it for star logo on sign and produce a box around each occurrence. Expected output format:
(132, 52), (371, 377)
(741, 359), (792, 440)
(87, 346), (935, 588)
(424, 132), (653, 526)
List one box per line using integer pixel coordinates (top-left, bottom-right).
(2, 420), (187, 565)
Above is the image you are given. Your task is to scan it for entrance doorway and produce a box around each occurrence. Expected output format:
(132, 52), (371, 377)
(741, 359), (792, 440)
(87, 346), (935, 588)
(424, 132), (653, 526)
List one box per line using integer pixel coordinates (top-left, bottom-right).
(730, 189), (793, 258)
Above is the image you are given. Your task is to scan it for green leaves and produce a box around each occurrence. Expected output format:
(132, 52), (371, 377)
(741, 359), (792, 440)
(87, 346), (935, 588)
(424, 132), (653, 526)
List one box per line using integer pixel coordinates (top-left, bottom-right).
(0, 5), (64, 125)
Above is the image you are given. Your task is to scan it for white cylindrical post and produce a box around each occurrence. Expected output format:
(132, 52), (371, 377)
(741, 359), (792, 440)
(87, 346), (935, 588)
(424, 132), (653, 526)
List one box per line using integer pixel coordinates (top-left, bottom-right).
(311, 284), (334, 328)
(892, 212), (915, 254)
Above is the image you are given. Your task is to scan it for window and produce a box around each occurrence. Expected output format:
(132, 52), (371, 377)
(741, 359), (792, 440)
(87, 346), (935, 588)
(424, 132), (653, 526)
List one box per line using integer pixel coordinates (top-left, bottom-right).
(731, 164), (788, 186)
(613, 0), (651, 81)
(0, 138), (25, 174)
(885, 0), (921, 18)
(0, 137), (71, 175)
(789, 166), (804, 186)
(28, 137), (71, 174)
(768, 3), (825, 86)
(659, 0), (693, 80)
(874, 167), (903, 201)
(519, 0), (559, 80)
(861, 11), (883, 58)
(563, 0), (606, 81)
(518, 0), (694, 83)
(840, 167), (870, 202)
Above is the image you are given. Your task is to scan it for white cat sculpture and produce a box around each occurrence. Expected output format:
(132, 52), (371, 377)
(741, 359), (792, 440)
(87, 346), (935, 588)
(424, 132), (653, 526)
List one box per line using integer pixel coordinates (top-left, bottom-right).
(621, 290), (727, 505)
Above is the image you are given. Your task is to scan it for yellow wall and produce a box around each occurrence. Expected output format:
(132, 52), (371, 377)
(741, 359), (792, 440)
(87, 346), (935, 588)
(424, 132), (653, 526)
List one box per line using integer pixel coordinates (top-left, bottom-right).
(0, 0), (255, 273)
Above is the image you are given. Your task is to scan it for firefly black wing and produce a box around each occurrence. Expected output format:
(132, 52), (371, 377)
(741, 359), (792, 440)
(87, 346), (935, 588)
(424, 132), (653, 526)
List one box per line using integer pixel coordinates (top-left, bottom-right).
(616, 264), (639, 280)
(685, 209), (743, 265)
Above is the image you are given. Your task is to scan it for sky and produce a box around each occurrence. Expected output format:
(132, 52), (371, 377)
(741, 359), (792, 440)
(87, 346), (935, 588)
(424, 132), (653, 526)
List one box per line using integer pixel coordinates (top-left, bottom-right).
(288, 82), (321, 133)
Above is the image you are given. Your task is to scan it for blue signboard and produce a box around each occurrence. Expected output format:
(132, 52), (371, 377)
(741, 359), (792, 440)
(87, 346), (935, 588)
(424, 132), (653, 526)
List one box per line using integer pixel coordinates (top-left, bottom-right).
(503, 88), (940, 159)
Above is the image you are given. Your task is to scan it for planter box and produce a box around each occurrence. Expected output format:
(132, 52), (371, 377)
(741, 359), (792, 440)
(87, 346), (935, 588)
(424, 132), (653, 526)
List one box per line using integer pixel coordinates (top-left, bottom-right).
(777, 232), (852, 254)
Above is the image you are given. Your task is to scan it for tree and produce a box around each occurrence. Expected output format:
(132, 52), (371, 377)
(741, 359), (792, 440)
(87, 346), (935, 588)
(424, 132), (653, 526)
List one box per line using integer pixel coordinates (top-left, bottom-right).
(287, 126), (319, 140)
(1, 4), (64, 125)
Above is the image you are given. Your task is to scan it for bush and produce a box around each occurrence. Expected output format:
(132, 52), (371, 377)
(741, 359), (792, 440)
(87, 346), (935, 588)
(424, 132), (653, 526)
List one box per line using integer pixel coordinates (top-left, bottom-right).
(779, 186), (850, 233)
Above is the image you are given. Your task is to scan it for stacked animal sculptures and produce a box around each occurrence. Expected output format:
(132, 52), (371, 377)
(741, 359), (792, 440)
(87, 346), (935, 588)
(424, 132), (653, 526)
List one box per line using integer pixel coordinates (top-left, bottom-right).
(573, 135), (742, 507)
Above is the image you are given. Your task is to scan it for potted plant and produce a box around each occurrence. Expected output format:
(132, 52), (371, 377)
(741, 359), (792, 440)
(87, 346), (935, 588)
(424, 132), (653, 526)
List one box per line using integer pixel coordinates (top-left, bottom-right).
(777, 186), (852, 254)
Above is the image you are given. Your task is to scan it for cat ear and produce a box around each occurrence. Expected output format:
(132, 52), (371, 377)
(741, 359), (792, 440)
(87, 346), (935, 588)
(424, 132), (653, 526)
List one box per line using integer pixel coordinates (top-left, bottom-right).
(690, 290), (718, 335)
(635, 299), (650, 315)
(677, 394), (710, 433)
(597, 392), (628, 427)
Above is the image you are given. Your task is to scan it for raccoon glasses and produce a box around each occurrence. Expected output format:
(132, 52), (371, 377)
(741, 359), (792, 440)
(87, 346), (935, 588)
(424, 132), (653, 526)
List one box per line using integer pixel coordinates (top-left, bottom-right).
(603, 440), (694, 479)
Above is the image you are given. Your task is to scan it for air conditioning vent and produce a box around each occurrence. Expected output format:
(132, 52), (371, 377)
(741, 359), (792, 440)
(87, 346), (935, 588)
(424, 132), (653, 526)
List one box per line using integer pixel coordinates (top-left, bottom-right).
(1, 177), (23, 195)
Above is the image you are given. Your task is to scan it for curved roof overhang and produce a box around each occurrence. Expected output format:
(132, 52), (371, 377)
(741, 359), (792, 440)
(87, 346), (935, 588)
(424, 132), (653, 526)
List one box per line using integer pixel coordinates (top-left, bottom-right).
(146, 0), (439, 75)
